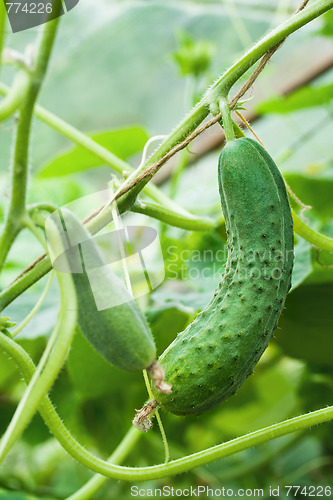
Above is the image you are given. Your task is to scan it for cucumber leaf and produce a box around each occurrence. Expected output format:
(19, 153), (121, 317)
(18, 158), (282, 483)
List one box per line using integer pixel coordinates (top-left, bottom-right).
(257, 82), (333, 114)
(38, 126), (149, 178)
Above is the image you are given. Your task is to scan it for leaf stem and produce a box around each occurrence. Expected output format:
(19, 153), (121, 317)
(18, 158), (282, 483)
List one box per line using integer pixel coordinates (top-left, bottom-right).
(131, 199), (215, 232)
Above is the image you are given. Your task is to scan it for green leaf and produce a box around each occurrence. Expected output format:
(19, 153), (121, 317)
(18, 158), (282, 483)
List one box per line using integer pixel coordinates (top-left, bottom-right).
(285, 172), (333, 219)
(277, 284), (333, 369)
(146, 300), (195, 354)
(190, 355), (305, 442)
(66, 328), (144, 401)
(291, 238), (313, 290)
(0, 490), (56, 499)
(317, 9), (333, 38)
(172, 29), (215, 77)
(38, 126), (149, 178)
(257, 82), (333, 114)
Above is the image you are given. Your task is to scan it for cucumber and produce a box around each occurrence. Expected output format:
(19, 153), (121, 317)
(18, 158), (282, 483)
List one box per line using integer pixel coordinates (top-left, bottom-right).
(152, 137), (294, 415)
(46, 208), (156, 373)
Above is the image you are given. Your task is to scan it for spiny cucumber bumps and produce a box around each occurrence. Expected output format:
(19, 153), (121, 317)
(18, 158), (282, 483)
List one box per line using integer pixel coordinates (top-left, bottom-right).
(152, 137), (294, 415)
(46, 208), (157, 373)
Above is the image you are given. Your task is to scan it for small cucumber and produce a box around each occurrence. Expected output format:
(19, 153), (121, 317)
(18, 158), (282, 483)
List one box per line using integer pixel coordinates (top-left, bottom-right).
(152, 137), (294, 416)
(46, 208), (156, 373)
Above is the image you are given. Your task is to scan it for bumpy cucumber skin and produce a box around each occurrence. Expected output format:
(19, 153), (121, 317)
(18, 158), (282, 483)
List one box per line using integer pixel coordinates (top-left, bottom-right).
(52, 209), (156, 372)
(153, 138), (294, 416)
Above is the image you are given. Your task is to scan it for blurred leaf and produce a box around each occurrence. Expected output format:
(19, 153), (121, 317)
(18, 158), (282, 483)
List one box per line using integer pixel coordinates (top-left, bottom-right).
(172, 30), (214, 77)
(66, 327), (144, 403)
(66, 327), (122, 399)
(146, 299), (195, 354)
(66, 328), (148, 453)
(318, 10), (333, 38)
(0, 338), (45, 391)
(277, 283), (333, 368)
(285, 172), (333, 219)
(291, 238), (313, 290)
(300, 370), (333, 413)
(0, 490), (55, 499)
(185, 355), (304, 446)
(4, 281), (60, 341)
(257, 82), (333, 114)
(38, 126), (149, 178)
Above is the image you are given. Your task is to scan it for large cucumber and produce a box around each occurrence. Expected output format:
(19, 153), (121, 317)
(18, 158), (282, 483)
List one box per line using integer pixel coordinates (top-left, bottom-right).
(46, 208), (157, 373)
(152, 137), (294, 415)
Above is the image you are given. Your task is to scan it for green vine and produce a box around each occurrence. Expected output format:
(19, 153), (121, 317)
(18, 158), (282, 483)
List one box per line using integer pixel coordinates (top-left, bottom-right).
(0, 330), (332, 484)
(0, 266), (77, 463)
(0, 69), (30, 121)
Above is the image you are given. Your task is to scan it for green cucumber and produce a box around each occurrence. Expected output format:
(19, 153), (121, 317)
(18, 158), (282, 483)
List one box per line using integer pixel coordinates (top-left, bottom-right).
(46, 208), (156, 373)
(152, 137), (294, 415)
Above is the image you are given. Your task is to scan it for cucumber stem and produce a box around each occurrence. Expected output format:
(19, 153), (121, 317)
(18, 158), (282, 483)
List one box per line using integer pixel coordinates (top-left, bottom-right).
(220, 98), (236, 142)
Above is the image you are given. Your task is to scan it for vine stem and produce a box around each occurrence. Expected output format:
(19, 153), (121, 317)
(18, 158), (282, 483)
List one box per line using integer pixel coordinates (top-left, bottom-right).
(0, 267), (77, 463)
(205, 0), (333, 101)
(292, 210), (333, 251)
(0, 69), (30, 121)
(0, 1), (6, 78)
(0, 331), (332, 482)
(22, 214), (48, 250)
(11, 270), (54, 338)
(0, 4), (62, 274)
(66, 427), (142, 500)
